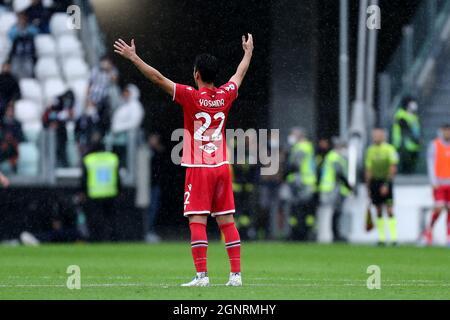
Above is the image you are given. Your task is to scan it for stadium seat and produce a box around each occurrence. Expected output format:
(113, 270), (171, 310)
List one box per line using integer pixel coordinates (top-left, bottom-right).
(17, 142), (40, 176)
(62, 57), (89, 81)
(69, 78), (89, 118)
(19, 78), (43, 107)
(0, 35), (11, 65)
(14, 99), (42, 124)
(0, 12), (17, 36)
(57, 35), (84, 58)
(42, 78), (67, 105)
(13, 0), (32, 12)
(35, 57), (60, 81)
(43, 0), (54, 8)
(50, 13), (75, 37)
(35, 34), (57, 57)
(22, 121), (43, 144)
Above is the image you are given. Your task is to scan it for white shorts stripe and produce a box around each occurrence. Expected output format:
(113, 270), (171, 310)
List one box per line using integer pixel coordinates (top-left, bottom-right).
(184, 211), (210, 217)
(211, 209), (236, 217)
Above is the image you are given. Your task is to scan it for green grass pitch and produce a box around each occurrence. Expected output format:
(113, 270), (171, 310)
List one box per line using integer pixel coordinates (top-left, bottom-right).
(0, 243), (449, 300)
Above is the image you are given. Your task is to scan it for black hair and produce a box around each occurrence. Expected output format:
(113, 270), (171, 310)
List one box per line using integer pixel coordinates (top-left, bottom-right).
(401, 95), (416, 109)
(441, 123), (450, 129)
(194, 53), (219, 84)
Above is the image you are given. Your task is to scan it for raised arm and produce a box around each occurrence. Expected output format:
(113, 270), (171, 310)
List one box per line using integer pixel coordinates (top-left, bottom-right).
(114, 39), (174, 97)
(229, 33), (254, 89)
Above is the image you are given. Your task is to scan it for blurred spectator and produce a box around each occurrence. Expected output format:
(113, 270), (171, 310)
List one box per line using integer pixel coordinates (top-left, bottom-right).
(111, 84), (144, 167)
(8, 12), (38, 79)
(26, 196), (83, 243)
(392, 96), (421, 174)
(2, 102), (24, 143)
(423, 123), (450, 246)
(232, 136), (260, 240)
(0, 102), (23, 172)
(285, 127), (317, 241)
(81, 133), (121, 242)
(0, 62), (21, 119)
(145, 133), (165, 243)
(319, 137), (353, 242)
(257, 132), (283, 239)
(43, 89), (75, 167)
(25, 0), (51, 33)
(88, 55), (118, 107)
(75, 104), (103, 157)
(315, 138), (331, 182)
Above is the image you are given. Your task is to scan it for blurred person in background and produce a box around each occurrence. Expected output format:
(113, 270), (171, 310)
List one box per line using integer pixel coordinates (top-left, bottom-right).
(365, 128), (399, 246)
(315, 138), (331, 180)
(0, 62), (21, 119)
(285, 127), (317, 241)
(75, 103), (103, 157)
(257, 131), (282, 239)
(80, 133), (121, 242)
(111, 84), (144, 167)
(8, 12), (38, 79)
(232, 136), (260, 240)
(319, 137), (353, 242)
(145, 133), (166, 243)
(43, 89), (75, 167)
(423, 123), (450, 246)
(0, 102), (23, 172)
(88, 55), (119, 108)
(25, 0), (50, 33)
(392, 96), (421, 174)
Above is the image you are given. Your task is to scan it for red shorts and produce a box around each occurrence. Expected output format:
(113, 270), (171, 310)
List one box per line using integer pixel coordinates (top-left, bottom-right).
(183, 164), (235, 217)
(433, 185), (450, 206)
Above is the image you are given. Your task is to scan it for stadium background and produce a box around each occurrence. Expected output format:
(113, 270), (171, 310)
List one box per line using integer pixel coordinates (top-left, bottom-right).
(0, 0), (449, 300)
(94, 0), (420, 232)
(0, 0), (446, 242)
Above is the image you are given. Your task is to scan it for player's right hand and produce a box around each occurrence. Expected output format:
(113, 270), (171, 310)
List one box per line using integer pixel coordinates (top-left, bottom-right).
(114, 38), (137, 60)
(242, 33), (254, 54)
(0, 173), (10, 188)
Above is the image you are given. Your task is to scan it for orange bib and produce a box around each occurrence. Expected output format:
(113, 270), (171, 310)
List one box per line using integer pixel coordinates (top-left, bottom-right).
(434, 139), (450, 179)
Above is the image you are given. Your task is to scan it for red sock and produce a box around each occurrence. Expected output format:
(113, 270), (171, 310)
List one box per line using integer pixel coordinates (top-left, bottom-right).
(189, 223), (208, 273)
(429, 210), (441, 229)
(219, 222), (241, 273)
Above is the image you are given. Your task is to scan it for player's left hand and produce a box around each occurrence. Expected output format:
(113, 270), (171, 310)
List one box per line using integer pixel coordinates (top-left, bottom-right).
(114, 39), (137, 60)
(242, 33), (254, 54)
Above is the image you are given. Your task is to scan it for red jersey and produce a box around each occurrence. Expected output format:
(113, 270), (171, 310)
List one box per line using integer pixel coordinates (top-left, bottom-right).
(173, 81), (238, 167)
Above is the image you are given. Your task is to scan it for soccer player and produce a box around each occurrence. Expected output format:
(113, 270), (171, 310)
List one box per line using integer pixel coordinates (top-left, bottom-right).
(365, 128), (399, 246)
(423, 123), (450, 246)
(114, 34), (254, 286)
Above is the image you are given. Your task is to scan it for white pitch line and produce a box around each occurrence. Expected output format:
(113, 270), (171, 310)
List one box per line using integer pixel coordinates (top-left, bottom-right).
(0, 282), (449, 289)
